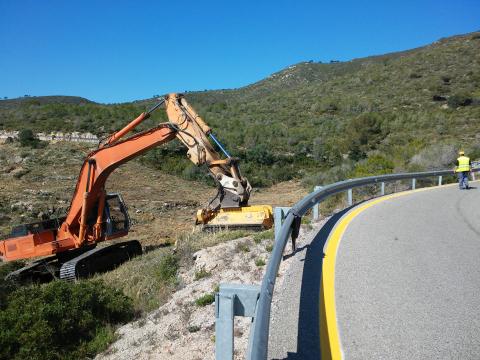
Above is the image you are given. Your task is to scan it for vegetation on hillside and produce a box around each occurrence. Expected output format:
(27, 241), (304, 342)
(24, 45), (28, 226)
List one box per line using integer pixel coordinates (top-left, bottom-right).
(2, 32), (479, 187)
(0, 276), (134, 360)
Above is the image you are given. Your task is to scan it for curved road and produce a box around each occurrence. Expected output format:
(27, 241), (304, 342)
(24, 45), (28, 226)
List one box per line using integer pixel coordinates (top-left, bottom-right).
(269, 183), (480, 359)
(336, 183), (480, 359)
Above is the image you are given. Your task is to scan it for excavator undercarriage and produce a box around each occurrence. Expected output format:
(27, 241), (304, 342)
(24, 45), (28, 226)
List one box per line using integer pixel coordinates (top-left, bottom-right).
(6, 240), (142, 283)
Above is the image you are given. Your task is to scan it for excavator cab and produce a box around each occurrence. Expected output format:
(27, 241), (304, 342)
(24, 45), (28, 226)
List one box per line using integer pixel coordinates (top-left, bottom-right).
(103, 193), (130, 239)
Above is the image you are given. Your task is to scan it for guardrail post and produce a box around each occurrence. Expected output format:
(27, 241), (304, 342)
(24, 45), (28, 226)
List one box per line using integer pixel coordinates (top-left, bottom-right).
(215, 284), (260, 360)
(215, 292), (234, 359)
(472, 172), (476, 181)
(380, 182), (385, 196)
(274, 207), (291, 242)
(412, 178), (416, 190)
(312, 186), (322, 221)
(438, 175), (443, 186)
(347, 188), (353, 206)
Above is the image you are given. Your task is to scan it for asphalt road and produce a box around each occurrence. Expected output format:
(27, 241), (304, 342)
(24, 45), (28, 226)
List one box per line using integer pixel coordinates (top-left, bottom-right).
(336, 184), (480, 359)
(269, 209), (352, 359)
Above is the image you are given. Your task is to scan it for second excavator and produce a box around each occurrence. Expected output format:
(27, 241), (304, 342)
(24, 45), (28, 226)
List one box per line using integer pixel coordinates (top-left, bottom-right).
(0, 93), (273, 281)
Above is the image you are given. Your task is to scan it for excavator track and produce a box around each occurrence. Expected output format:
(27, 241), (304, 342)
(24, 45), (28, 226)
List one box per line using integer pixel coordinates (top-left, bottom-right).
(59, 260), (78, 282)
(59, 240), (142, 281)
(5, 241), (142, 283)
(6, 255), (58, 283)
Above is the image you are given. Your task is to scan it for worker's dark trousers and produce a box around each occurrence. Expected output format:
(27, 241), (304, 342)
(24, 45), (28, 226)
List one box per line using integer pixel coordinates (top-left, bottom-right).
(458, 171), (469, 189)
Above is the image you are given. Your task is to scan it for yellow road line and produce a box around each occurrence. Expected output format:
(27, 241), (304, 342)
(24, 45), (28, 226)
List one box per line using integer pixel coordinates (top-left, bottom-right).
(319, 182), (464, 359)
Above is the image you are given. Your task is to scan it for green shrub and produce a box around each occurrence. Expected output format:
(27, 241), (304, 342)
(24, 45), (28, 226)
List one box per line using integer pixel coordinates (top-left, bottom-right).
(255, 258), (266, 267)
(17, 129), (46, 149)
(253, 229), (274, 244)
(194, 267), (211, 281)
(0, 261), (25, 309)
(312, 137), (342, 166)
(350, 155), (394, 178)
(0, 280), (134, 360)
(265, 243), (274, 252)
(235, 242), (250, 253)
(246, 144), (275, 165)
(188, 325), (201, 333)
(155, 253), (179, 284)
(195, 293), (215, 307)
(346, 113), (387, 161)
(447, 93), (472, 108)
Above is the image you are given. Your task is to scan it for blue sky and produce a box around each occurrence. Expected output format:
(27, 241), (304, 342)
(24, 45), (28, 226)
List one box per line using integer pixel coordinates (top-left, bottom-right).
(0, 0), (478, 103)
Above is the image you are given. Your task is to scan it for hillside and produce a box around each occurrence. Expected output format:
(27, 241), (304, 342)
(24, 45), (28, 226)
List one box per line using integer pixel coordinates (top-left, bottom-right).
(1, 31), (479, 187)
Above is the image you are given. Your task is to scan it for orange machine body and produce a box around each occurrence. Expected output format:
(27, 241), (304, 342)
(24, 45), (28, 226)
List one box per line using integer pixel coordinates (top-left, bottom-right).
(0, 123), (176, 261)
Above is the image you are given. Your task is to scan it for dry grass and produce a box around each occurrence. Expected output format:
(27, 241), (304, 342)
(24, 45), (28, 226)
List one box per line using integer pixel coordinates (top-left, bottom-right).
(95, 246), (173, 313)
(250, 180), (308, 208)
(95, 228), (257, 313)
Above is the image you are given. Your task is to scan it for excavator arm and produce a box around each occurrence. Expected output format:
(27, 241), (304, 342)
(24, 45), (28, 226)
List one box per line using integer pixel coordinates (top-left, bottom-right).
(62, 124), (178, 246)
(163, 94), (257, 224)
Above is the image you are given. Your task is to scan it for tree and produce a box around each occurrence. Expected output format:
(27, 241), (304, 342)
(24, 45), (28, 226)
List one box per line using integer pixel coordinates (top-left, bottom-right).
(346, 113), (385, 161)
(18, 129), (46, 148)
(246, 144), (275, 165)
(312, 137), (341, 166)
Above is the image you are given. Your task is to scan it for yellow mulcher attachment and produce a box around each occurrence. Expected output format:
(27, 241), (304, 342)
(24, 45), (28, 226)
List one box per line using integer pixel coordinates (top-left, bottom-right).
(197, 205), (274, 231)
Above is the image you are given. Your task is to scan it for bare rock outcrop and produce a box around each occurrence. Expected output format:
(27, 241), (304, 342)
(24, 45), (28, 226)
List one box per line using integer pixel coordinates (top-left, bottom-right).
(0, 130), (99, 143)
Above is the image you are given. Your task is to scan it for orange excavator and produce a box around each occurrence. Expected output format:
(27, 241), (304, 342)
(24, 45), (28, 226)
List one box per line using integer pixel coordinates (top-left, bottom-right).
(1, 93), (273, 281)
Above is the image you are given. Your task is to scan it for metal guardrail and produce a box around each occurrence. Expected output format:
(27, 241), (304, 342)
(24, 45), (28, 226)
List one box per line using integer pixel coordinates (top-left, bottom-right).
(216, 168), (479, 359)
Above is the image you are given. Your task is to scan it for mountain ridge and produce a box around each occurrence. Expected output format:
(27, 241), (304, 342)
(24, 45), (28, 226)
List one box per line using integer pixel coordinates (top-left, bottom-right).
(2, 30), (479, 106)
(1, 30), (479, 186)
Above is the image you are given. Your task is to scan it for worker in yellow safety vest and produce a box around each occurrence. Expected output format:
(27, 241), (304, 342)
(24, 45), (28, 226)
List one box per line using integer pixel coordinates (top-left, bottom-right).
(455, 150), (471, 190)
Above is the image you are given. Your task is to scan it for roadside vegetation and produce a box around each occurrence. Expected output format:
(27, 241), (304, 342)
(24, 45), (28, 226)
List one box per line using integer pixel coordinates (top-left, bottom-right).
(0, 274), (134, 360)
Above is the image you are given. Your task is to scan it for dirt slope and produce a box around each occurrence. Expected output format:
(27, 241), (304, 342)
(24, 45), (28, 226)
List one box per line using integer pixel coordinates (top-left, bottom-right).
(97, 222), (317, 360)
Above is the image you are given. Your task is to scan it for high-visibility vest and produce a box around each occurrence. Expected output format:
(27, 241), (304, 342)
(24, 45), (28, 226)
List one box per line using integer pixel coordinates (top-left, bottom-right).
(456, 156), (470, 172)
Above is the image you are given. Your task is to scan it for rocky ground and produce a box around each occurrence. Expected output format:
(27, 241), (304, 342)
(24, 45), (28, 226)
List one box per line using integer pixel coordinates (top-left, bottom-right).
(96, 222), (320, 360)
